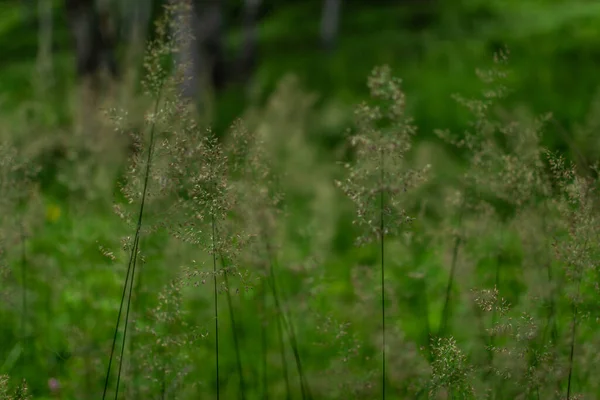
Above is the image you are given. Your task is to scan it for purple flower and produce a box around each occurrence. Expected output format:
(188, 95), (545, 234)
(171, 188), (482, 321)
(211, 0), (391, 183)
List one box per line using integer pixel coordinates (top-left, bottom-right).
(48, 378), (61, 393)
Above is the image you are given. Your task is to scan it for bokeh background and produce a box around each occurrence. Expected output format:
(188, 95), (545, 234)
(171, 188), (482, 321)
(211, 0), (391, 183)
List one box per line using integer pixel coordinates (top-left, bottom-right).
(2, 0), (600, 398)
(3, 0), (600, 151)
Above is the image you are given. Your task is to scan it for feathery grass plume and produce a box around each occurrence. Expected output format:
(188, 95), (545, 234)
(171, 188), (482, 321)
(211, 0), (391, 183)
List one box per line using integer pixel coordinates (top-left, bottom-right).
(238, 77), (335, 399)
(102, 1), (193, 398)
(433, 50), (514, 339)
(431, 51), (552, 360)
(546, 154), (600, 400)
(228, 118), (318, 399)
(227, 119), (289, 398)
(167, 119), (255, 398)
(245, 75), (336, 259)
(310, 316), (375, 398)
(0, 376), (31, 400)
(0, 142), (40, 389)
(471, 286), (557, 398)
(492, 107), (561, 348)
(168, 130), (228, 399)
(336, 65), (430, 398)
(490, 112), (564, 397)
(434, 53), (565, 395)
(130, 279), (199, 398)
(429, 337), (474, 399)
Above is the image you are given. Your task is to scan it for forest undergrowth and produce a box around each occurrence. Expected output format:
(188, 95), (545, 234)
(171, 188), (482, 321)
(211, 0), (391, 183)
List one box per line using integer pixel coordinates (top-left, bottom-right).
(2, 3), (600, 399)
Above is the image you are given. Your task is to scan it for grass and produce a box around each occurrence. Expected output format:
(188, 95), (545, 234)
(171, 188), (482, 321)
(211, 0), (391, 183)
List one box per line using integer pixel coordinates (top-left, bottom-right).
(3, 2), (600, 399)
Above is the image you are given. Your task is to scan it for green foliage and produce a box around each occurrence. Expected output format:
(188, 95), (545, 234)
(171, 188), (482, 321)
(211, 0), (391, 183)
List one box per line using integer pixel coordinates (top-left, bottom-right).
(3, 1), (600, 399)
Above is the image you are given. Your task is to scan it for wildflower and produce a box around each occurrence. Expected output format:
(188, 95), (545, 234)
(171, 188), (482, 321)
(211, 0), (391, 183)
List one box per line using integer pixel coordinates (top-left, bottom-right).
(48, 377), (61, 393)
(45, 203), (61, 223)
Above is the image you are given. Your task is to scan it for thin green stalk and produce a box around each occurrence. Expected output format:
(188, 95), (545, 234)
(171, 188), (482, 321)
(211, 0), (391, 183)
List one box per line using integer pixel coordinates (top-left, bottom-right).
(540, 215), (558, 345)
(476, 253), (502, 389)
(128, 258), (145, 400)
(221, 256), (247, 400)
(566, 281), (582, 400)
(420, 278), (432, 362)
(491, 250), (508, 400)
(102, 87), (161, 399)
(439, 203), (465, 337)
(262, 239), (296, 400)
(267, 249), (310, 399)
(415, 203), (433, 362)
(279, 294), (311, 400)
(260, 281), (270, 400)
(114, 234), (142, 399)
(102, 245), (134, 399)
(544, 260), (558, 344)
(440, 235), (461, 337)
(379, 146), (386, 399)
(19, 221), (27, 363)
(275, 299), (292, 400)
(211, 213), (221, 400)
(565, 183), (596, 399)
(488, 253), (502, 360)
(470, 297), (491, 369)
(17, 218), (29, 397)
(161, 365), (167, 400)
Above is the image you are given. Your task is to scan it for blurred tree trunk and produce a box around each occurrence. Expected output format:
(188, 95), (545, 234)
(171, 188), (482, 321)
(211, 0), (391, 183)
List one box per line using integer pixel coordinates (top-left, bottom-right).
(320, 0), (342, 53)
(197, 0), (227, 92)
(118, 0), (153, 92)
(172, 0), (225, 114)
(64, 0), (119, 134)
(172, 0), (201, 99)
(237, 0), (261, 84)
(64, 0), (119, 81)
(36, 0), (54, 91)
(123, 0), (154, 64)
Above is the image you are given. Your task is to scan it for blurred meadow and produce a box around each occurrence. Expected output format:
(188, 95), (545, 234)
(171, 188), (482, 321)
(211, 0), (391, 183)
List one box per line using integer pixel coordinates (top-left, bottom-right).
(2, 0), (600, 399)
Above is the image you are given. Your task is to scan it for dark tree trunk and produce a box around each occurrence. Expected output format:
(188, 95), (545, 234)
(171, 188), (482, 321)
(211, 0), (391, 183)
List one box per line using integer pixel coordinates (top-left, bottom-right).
(37, 0), (54, 87)
(172, 0), (201, 98)
(320, 0), (342, 53)
(195, 0), (227, 91)
(124, 0), (154, 58)
(172, 0), (226, 101)
(237, 0), (261, 83)
(64, 0), (119, 80)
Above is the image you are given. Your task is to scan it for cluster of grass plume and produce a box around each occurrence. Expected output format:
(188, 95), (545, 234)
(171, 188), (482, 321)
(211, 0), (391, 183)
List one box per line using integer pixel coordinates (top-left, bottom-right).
(5, 2), (600, 398)
(336, 64), (430, 398)
(0, 375), (31, 400)
(0, 141), (41, 396)
(102, 1), (193, 397)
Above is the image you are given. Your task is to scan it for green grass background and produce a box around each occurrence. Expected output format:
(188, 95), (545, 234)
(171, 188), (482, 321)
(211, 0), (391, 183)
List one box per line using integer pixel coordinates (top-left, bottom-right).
(1, 0), (600, 398)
